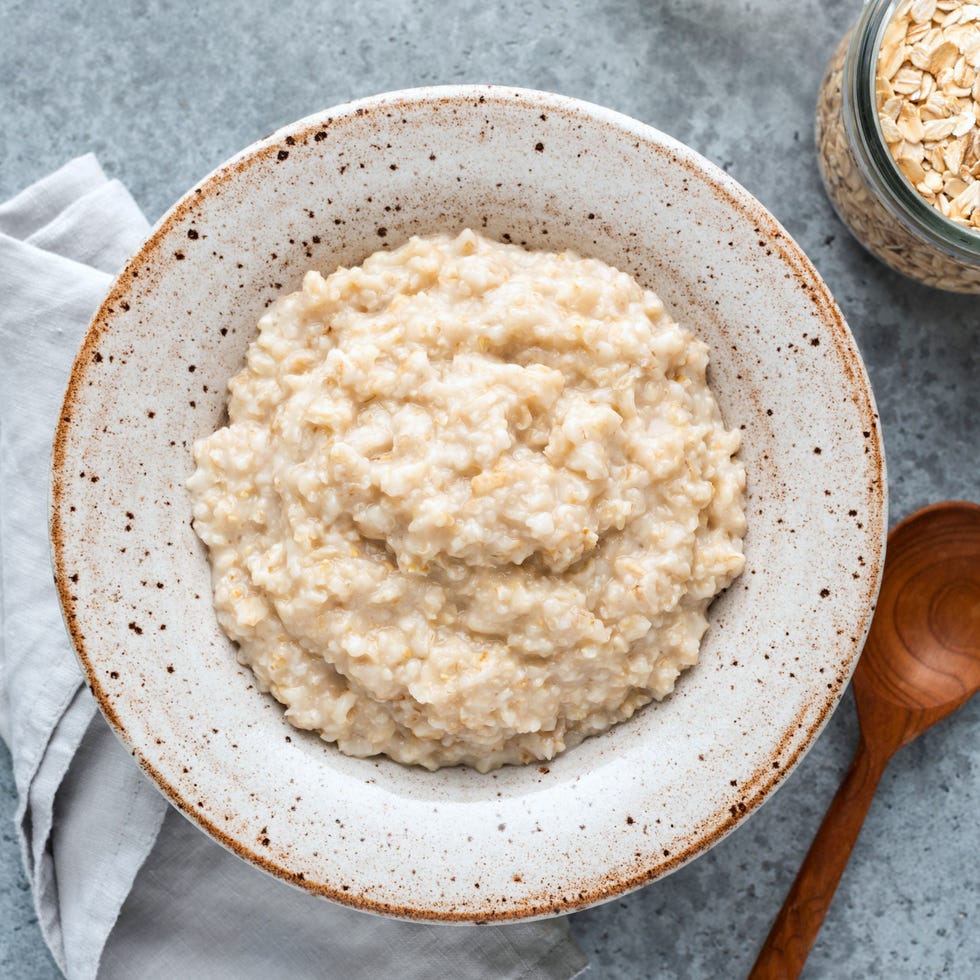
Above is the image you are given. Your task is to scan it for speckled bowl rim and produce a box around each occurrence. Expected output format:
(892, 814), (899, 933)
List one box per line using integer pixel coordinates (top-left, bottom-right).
(51, 85), (887, 921)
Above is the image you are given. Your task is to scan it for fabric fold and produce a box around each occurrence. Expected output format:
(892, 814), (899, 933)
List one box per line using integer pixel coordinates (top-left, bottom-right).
(53, 717), (170, 980)
(26, 180), (149, 275)
(0, 154), (108, 240)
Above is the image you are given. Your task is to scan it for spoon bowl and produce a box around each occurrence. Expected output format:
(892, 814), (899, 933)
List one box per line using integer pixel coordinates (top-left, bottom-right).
(751, 500), (980, 979)
(856, 502), (980, 730)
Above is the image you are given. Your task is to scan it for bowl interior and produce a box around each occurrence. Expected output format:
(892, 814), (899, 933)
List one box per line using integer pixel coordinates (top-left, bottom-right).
(52, 86), (885, 920)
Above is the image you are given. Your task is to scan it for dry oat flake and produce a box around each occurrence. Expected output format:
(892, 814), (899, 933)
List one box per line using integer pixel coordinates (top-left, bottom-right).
(877, 0), (980, 227)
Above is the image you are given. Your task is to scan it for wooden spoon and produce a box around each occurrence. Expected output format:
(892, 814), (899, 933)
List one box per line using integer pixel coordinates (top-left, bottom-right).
(749, 500), (980, 980)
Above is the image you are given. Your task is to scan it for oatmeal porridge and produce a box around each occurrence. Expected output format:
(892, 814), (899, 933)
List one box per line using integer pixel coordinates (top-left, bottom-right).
(187, 230), (746, 772)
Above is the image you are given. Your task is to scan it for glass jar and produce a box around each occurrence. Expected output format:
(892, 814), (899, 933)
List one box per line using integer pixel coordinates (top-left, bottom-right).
(816, 0), (980, 292)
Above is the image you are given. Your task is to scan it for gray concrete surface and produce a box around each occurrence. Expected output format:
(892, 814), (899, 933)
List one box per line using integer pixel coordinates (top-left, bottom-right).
(1, 0), (978, 977)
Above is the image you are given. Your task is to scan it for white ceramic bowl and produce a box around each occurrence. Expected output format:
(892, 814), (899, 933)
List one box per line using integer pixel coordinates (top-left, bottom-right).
(52, 86), (886, 921)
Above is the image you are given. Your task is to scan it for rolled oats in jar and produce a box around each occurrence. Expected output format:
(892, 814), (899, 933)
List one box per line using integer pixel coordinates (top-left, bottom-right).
(816, 0), (980, 292)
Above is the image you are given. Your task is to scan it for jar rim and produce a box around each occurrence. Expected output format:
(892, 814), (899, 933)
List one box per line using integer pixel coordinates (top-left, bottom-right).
(844, 0), (980, 262)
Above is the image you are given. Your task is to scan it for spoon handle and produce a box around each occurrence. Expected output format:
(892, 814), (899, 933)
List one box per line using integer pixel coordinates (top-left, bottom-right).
(748, 738), (889, 980)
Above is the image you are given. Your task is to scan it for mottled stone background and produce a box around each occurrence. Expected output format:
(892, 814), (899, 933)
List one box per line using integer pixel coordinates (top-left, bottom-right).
(1, 0), (977, 977)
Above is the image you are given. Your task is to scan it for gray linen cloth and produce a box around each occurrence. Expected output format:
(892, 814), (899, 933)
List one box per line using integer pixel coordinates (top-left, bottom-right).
(0, 156), (589, 980)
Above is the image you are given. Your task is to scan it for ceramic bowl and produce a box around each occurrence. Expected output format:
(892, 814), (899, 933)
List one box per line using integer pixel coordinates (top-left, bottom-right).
(52, 86), (886, 921)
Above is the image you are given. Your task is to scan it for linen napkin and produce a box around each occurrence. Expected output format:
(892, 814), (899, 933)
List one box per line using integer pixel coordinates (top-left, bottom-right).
(0, 156), (588, 980)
